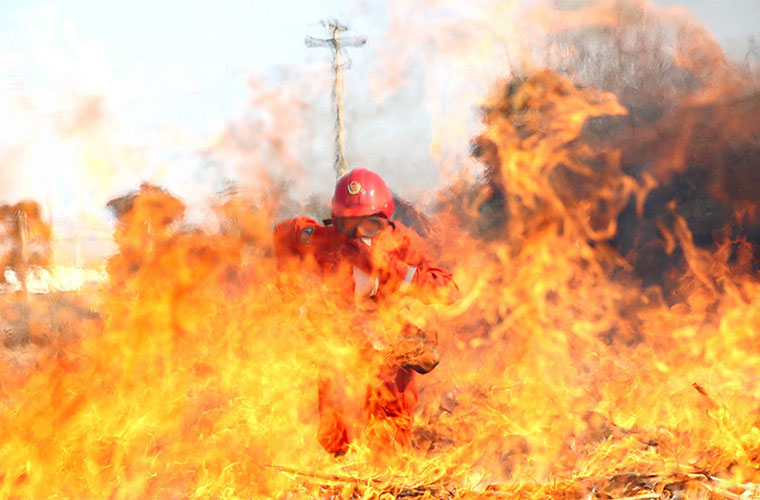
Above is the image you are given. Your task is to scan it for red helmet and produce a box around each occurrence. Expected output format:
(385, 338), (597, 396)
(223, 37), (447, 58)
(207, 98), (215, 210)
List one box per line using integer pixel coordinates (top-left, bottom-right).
(332, 168), (395, 218)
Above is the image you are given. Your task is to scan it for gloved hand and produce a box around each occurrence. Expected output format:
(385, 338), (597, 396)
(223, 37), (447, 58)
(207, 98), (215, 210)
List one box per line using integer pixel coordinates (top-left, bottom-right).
(387, 324), (440, 374)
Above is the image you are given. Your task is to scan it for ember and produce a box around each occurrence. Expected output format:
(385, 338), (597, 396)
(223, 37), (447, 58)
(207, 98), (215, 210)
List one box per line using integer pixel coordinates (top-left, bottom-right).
(1, 1), (760, 499)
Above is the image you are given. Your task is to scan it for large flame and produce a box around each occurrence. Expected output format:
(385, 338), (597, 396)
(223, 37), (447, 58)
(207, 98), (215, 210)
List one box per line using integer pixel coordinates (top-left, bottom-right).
(2, 1), (760, 499)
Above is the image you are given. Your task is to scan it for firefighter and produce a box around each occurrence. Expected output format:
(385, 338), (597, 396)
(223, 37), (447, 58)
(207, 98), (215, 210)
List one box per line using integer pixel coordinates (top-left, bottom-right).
(273, 168), (458, 455)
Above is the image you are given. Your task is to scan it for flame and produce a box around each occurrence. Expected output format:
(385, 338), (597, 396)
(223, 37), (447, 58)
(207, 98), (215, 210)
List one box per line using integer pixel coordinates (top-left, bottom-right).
(2, 0), (760, 498)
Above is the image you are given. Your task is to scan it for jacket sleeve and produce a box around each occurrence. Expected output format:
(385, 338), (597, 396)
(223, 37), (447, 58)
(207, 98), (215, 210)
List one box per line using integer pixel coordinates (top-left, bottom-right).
(273, 216), (317, 262)
(273, 217), (343, 270)
(381, 223), (459, 305)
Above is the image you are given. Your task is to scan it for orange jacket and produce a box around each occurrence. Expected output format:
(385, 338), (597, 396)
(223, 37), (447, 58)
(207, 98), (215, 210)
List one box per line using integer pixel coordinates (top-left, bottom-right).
(274, 216), (455, 455)
(273, 216), (458, 305)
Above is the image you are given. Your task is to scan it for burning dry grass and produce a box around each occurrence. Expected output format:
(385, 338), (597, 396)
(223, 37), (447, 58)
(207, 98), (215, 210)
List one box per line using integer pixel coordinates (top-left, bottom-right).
(2, 1), (760, 499)
(3, 81), (760, 497)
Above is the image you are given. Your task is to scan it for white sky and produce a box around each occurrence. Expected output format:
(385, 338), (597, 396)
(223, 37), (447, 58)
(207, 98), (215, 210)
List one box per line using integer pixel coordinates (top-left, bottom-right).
(1, 1), (352, 128)
(0, 0), (758, 262)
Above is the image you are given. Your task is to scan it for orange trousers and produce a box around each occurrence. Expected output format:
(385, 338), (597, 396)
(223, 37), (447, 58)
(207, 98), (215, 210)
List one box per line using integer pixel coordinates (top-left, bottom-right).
(317, 365), (418, 455)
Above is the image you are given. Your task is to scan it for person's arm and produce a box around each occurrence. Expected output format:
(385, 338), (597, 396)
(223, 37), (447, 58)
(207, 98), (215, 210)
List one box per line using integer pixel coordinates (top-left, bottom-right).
(379, 223), (459, 305)
(273, 216), (317, 262)
(273, 217), (343, 270)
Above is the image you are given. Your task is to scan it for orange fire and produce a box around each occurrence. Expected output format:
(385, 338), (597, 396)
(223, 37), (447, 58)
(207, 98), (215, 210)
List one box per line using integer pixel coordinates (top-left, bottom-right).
(2, 1), (760, 499)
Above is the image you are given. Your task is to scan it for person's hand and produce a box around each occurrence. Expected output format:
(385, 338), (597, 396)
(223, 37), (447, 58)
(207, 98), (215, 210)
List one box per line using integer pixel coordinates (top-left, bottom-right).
(386, 324), (440, 374)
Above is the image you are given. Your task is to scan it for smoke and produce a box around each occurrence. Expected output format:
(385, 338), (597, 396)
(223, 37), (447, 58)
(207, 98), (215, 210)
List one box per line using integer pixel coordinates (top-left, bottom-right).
(0, 0), (757, 262)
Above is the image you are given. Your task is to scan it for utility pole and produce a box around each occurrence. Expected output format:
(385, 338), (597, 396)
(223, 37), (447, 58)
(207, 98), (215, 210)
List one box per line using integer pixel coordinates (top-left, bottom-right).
(306, 20), (366, 179)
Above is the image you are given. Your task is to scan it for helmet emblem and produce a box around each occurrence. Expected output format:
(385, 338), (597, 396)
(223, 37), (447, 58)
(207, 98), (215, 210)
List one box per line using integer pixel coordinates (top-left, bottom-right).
(347, 181), (362, 195)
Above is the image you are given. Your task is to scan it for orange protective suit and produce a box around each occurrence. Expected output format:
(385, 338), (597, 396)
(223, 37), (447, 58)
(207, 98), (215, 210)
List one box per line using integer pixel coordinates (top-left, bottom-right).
(273, 216), (457, 454)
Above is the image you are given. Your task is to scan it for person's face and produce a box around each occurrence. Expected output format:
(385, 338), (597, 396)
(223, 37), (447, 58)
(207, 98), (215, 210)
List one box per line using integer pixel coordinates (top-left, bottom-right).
(334, 215), (389, 239)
